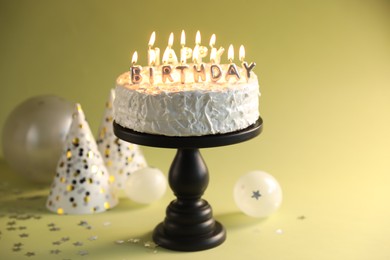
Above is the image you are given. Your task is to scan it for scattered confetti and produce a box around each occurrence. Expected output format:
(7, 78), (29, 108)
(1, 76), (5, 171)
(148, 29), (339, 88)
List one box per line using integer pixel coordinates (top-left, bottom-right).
(7, 221), (16, 226)
(78, 220), (88, 226)
(73, 241), (84, 247)
(14, 242), (23, 247)
(49, 227), (61, 231)
(18, 226), (27, 230)
(25, 252), (35, 257)
(297, 215), (306, 220)
(143, 241), (158, 249)
(19, 233), (29, 238)
(78, 250), (89, 256)
(128, 238), (141, 244)
(61, 236), (70, 242)
(88, 235), (98, 241)
(115, 240), (125, 244)
(7, 227), (16, 231)
(50, 249), (61, 255)
(12, 247), (22, 252)
(52, 241), (62, 246)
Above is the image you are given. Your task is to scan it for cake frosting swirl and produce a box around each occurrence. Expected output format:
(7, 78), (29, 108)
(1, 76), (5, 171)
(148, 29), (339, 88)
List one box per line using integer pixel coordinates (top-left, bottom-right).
(113, 63), (260, 137)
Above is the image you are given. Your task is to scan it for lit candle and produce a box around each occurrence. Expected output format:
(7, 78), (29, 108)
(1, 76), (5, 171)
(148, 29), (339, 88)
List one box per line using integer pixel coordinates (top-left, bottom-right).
(225, 44), (240, 81)
(177, 30), (189, 84)
(209, 34), (224, 64)
(130, 51), (143, 84)
(148, 51), (155, 84)
(195, 31), (208, 63)
(162, 48), (174, 83)
(239, 45), (256, 81)
(192, 45), (206, 82)
(148, 32), (160, 66)
(210, 47), (222, 83)
(163, 32), (178, 64)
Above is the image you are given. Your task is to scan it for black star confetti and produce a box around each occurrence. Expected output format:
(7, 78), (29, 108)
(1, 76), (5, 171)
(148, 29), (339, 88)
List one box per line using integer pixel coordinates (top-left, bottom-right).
(61, 236), (70, 242)
(19, 233), (29, 238)
(25, 252), (35, 257)
(50, 249), (61, 254)
(251, 190), (261, 200)
(73, 241), (83, 246)
(52, 241), (62, 246)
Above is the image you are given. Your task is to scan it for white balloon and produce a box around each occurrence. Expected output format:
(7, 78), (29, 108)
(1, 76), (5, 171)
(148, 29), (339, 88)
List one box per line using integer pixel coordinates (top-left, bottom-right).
(124, 167), (167, 204)
(234, 170), (282, 218)
(2, 95), (74, 183)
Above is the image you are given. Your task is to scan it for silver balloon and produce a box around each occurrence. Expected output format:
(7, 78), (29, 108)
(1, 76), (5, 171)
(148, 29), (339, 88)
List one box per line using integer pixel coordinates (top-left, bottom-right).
(2, 95), (74, 184)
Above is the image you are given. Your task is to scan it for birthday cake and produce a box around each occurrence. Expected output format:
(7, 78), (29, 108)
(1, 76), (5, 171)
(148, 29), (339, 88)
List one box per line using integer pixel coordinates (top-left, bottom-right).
(113, 31), (260, 137)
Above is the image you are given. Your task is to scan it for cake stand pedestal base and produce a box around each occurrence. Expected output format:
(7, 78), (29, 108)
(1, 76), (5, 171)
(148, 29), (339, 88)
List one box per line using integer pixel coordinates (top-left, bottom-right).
(113, 117), (262, 252)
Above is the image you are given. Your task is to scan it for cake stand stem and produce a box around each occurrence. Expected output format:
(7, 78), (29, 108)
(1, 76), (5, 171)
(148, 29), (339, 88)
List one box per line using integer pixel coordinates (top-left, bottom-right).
(152, 148), (226, 251)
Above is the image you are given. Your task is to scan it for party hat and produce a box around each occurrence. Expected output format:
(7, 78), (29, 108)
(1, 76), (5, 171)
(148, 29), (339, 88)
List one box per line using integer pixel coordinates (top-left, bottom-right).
(47, 104), (118, 215)
(97, 89), (147, 190)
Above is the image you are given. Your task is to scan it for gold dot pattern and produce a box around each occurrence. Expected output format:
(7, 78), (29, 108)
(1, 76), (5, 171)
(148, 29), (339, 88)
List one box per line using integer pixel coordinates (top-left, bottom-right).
(46, 103), (118, 215)
(96, 89), (148, 189)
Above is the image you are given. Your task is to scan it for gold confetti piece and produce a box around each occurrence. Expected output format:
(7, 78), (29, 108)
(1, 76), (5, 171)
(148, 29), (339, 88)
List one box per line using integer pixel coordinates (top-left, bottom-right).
(57, 208), (64, 215)
(104, 202), (110, 209)
(72, 137), (79, 146)
(66, 150), (72, 159)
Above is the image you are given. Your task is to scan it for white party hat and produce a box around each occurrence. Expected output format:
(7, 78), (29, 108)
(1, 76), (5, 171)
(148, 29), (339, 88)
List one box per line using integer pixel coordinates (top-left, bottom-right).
(97, 89), (147, 190)
(47, 104), (118, 215)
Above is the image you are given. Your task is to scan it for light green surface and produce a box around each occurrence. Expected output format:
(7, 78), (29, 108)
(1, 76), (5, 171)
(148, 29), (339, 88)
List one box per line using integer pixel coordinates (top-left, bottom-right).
(1, 0), (390, 259)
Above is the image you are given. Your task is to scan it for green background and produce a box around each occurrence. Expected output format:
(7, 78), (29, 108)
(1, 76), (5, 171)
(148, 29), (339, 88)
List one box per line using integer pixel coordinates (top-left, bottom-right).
(1, 0), (390, 259)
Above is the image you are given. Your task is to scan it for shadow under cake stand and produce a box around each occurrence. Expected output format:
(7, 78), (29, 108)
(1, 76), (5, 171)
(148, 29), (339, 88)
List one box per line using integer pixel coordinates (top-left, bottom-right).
(113, 117), (263, 251)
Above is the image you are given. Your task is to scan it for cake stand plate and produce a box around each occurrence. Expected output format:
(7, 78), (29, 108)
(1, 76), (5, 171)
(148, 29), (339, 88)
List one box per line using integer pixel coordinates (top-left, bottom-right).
(113, 117), (263, 251)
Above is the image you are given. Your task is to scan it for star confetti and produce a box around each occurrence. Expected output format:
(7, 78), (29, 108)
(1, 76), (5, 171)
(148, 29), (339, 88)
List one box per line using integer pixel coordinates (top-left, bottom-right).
(78, 250), (89, 256)
(73, 241), (84, 247)
(19, 233), (29, 238)
(25, 252), (35, 257)
(88, 235), (98, 241)
(50, 249), (61, 254)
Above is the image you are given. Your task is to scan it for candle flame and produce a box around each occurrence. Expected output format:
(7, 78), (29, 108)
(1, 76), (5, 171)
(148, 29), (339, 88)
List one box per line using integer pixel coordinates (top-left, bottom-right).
(168, 32), (174, 47)
(228, 44), (234, 62)
(239, 45), (245, 62)
(148, 32), (156, 47)
(195, 30), (201, 45)
(131, 51), (138, 64)
(209, 34), (216, 48)
(193, 45), (199, 63)
(181, 30), (186, 46)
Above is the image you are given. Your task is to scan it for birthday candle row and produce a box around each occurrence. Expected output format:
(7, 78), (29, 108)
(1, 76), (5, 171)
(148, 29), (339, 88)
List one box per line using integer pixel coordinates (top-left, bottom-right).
(132, 31), (253, 66)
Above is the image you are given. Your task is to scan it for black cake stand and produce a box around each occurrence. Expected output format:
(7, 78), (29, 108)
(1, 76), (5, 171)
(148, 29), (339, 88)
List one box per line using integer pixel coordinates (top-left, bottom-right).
(113, 117), (263, 252)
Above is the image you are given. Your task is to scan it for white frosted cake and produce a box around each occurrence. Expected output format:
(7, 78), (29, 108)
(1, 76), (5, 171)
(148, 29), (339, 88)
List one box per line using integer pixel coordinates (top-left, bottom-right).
(113, 32), (260, 137)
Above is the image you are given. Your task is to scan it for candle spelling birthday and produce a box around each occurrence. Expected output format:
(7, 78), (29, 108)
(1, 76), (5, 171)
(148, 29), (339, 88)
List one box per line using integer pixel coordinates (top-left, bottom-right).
(129, 31), (256, 85)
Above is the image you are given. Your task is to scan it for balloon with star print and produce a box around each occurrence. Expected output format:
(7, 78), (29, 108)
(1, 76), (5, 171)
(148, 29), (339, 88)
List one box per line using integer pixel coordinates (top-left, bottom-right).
(97, 89), (147, 190)
(234, 170), (282, 218)
(46, 104), (118, 215)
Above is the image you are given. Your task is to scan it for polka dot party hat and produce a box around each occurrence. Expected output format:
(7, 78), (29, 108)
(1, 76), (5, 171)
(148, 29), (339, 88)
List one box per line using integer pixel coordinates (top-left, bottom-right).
(97, 89), (147, 190)
(47, 103), (118, 215)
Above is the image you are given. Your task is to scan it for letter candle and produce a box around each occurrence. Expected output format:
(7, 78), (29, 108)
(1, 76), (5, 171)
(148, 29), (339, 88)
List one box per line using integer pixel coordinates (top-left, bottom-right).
(192, 45), (206, 82)
(176, 30), (189, 84)
(239, 45), (256, 81)
(209, 34), (224, 64)
(162, 48), (174, 83)
(195, 31), (208, 63)
(130, 51), (143, 84)
(148, 51), (155, 84)
(148, 32), (160, 66)
(180, 30), (192, 64)
(210, 47), (222, 83)
(225, 45), (241, 81)
(163, 32), (178, 64)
